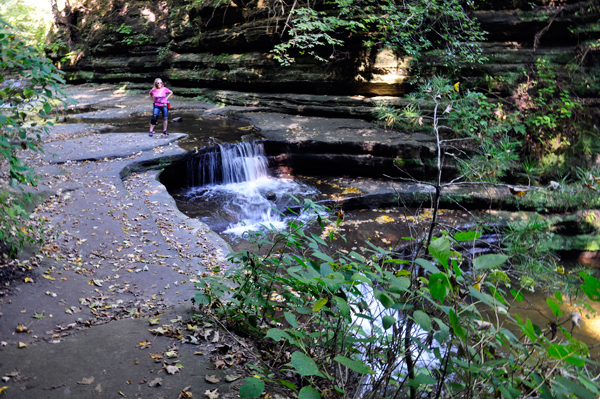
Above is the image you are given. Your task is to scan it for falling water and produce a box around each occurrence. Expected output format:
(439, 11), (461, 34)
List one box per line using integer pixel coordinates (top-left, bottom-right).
(181, 141), (317, 235)
(186, 141), (270, 187)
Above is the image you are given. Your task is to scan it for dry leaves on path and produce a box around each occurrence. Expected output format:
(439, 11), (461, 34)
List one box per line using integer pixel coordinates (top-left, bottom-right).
(77, 376), (95, 385)
(163, 362), (182, 375)
(205, 388), (219, 399)
(148, 377), (162, 387)
(179, 386), (193, 398)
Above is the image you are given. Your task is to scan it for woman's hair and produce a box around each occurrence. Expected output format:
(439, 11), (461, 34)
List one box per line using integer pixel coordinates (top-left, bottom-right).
(153, 78), (164, 90)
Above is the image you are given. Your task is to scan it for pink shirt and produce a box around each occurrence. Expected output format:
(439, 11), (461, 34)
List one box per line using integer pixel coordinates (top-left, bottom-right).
(150, 87), (170, 106)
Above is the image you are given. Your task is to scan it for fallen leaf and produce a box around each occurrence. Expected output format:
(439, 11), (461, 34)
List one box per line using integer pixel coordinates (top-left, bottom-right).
(165, 351), (178, 358)
(166, 365), (180, 375)
(89, 279), (103, 287)
(32, 311), (44, 319)
(150, 353), (164, 359)
(204, 389), (219, 399)
(213, 360), (226, 369)
(24, 277), (34, 283)
(77, 377), (95, 385)
(148, 377), (162, 387)
(509, 186), (529, 196)
(15, 324), (29, 333)
(149, 327), (167, 335)
(137, 340), (152, 348)
(193, 351), (204, 355)
(179, 387), (193, 398)
(18, 342), (27, 348)
(205, 375), (220, 384)
(225, 374), (241, 382)
(0, 387), (7, 395)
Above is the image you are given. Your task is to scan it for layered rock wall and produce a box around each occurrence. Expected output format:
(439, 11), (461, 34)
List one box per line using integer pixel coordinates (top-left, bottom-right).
(50, 0), (599, 100)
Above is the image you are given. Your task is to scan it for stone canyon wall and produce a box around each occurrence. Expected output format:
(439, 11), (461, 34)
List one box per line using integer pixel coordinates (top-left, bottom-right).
(49, 0), (599, 110)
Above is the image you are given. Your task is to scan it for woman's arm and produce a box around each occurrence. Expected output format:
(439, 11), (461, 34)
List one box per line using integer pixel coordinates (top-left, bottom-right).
(166, 89), (173, 100)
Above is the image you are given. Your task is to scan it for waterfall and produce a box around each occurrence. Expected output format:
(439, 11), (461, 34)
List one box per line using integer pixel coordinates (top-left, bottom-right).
(187, 141), (269, 187)
(183, 141), (317, 235)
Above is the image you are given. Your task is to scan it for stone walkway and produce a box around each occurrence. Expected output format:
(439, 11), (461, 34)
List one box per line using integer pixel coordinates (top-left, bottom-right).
(0, 118), (247, 398)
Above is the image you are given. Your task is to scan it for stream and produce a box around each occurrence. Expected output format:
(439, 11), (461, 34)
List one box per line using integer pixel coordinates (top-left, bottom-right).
(87, 112), (600, 361)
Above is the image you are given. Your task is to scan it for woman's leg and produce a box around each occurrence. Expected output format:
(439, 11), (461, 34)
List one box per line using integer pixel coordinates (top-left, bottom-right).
(150, 105), (160, 133)
(162, 106), (169, 133)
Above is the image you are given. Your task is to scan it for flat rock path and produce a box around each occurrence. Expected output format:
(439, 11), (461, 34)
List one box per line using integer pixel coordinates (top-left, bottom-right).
(0, 86), (264, 399)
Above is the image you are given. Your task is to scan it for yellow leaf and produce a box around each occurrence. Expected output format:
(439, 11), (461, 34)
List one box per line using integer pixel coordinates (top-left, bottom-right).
(472, 283), (481, 291)
(24, 277), (34, 283)
(375, 215), (394, 224)
(0, 386), (8, 394)
(454, 82), (460, 92)
(18, 342), (27, 348)
(509, 187), (528, 196)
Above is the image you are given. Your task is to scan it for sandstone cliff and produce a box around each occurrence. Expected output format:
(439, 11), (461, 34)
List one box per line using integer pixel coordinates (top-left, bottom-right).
(49, 0), (599, 100)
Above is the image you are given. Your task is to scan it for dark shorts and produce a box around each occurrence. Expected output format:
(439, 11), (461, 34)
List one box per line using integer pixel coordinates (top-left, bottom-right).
(152, 104), (168, 120)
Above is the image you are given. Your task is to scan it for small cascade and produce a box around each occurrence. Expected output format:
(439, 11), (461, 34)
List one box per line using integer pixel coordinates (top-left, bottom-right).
(187, 141), (269, 187)
(181, 141), (318, 235)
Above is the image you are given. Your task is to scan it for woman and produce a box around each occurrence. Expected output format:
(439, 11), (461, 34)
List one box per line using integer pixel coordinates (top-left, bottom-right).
(149, 78), (173, 136)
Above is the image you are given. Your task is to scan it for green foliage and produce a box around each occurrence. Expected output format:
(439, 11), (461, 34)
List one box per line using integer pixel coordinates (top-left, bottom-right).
(0, 191), (45, 257)
(523, 59), (583, 143)
(116, 23), (133, 35)
(195, 202), (600, 398)
(157, 46), (173, 66)
(503, 215), (559, 285)
(0, 0), (52, 52)
(272, 0), (486, 70)
(376, 76), (522, 184)
(115, 23), (153, 47)
(0, 20), (69, 255)
(239, 377), (265, 398)
(272, 8), (363, 66)
(510, 167), (600, 213)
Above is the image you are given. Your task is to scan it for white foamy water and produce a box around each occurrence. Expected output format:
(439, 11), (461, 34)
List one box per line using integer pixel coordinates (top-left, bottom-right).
(183, 141), (318, 236)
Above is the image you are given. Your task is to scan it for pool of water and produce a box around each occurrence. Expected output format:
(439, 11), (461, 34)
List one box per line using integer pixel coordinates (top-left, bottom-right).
(70, 113), (254, 151)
